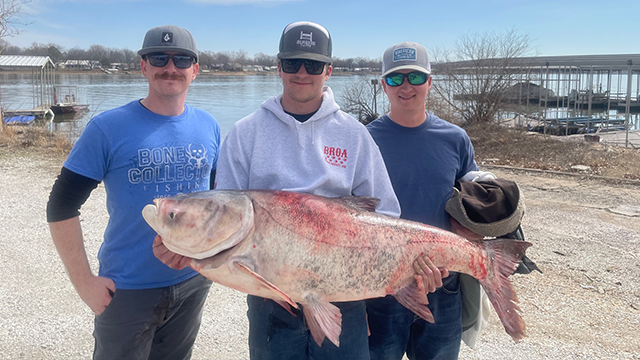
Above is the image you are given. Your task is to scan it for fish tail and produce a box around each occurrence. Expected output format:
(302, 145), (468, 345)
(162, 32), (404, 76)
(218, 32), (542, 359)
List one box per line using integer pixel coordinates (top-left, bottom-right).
(478, 238), (531, 342)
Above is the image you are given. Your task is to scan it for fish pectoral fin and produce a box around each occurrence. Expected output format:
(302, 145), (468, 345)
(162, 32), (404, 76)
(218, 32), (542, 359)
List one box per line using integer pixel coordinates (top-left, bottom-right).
(302, 294), (342, 347)
(234, 262), (299, 310)
(274, 300), (297, 316)
(393, 281), (434, 323)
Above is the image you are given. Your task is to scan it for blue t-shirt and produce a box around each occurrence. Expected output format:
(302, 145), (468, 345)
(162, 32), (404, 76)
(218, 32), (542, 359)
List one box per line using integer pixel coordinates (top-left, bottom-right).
(64, 100), (221, 289)
(367, 114), (477, 230)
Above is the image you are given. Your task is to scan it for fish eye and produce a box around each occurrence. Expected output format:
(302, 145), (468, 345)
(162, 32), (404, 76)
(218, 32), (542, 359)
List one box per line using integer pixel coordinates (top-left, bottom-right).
(169, 211), (175, 219)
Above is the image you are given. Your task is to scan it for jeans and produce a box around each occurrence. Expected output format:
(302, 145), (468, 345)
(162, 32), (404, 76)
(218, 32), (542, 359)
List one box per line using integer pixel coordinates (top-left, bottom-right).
(247, 295), (370, 360)
(366, 273), (462, 360)
(93, 274), (212, 360)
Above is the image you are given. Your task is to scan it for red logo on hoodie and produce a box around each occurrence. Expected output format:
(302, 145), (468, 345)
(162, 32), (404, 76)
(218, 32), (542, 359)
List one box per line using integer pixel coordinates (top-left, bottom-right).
(324, 146), (347, 168)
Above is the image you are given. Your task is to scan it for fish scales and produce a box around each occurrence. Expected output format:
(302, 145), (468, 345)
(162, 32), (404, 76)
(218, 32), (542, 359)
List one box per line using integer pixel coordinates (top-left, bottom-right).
(247, 191), (484, 300)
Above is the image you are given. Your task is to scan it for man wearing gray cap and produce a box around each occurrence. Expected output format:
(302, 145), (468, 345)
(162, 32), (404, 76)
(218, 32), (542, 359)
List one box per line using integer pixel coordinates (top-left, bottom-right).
(366, 42), (479, 360)
(214, 21), (401, 360)
(47, 25), (220, 360)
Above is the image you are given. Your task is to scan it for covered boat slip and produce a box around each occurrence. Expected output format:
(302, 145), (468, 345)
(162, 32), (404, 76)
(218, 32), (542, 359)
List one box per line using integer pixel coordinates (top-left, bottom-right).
(435, 54), (640, 147)
(0, 55), (56, 119)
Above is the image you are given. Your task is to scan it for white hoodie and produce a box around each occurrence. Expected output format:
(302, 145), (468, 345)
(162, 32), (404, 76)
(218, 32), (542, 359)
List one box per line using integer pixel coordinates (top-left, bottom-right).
(216, 86), (400, 218)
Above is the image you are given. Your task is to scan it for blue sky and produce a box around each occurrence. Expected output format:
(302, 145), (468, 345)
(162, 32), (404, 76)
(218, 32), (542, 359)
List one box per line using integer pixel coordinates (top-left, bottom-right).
(7, 0), (640, 59)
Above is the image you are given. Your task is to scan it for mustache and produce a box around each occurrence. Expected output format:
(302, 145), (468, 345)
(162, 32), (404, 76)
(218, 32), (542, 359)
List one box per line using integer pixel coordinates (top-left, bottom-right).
(155, 72), (186, 81)
(289, 76), (312, 83)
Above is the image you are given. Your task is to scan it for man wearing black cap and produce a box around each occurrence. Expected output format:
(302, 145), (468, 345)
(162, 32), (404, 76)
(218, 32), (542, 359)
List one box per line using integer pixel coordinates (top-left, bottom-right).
(213, 21), (402, 360)
(47, 25), (220, 359)
(366, 42), (480, 360)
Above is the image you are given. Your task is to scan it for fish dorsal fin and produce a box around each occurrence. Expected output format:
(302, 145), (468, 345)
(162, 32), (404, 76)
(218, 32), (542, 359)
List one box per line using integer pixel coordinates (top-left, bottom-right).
(234, 261), (299, 310)
(337, 196), (380, 212)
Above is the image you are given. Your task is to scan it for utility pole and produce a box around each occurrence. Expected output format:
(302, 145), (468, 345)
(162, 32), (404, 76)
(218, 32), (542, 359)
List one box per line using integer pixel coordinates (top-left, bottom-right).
(371, 79), (378, 116)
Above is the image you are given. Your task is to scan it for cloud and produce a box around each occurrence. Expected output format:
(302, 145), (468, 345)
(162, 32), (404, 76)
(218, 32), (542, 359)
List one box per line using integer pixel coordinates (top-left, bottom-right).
(5, 29), (78, 48)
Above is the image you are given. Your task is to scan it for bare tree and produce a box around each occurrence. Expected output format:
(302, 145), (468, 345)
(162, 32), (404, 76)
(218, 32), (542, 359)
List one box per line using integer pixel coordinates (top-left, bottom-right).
(66, 47), (88, 60)
(253, 52), (276, 67)
(0, 0), (30, 49)
(0, 39), (19, 54)
(331, 57), (382, 70)
(87, 44), (109, 66)
(0, 0), (30, 129)
(198, 50), (215, 70)
(121, 49), (138, 69)
(431, 28), (533, 124)
(230, 49), (248, 66)
(339, 79), (385, 125)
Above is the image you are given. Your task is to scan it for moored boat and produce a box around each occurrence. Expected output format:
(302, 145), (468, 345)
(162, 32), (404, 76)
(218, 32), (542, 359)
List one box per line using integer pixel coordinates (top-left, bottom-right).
(50, 86), (89, 115)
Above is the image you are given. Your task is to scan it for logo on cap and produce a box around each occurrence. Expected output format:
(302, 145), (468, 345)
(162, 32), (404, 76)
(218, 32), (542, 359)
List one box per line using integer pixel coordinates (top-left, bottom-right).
(296, 31), (316, 48)
(393, 48), (416, 62)
(162, 32), (173, 43)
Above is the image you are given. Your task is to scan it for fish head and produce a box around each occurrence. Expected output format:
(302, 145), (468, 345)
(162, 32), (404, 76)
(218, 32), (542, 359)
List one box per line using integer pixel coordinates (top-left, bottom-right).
(142, 190), (254, 259)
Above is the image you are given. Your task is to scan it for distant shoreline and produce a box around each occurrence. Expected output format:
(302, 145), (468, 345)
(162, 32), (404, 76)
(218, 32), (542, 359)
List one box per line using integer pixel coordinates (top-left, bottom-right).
(0, 69), (378, 77)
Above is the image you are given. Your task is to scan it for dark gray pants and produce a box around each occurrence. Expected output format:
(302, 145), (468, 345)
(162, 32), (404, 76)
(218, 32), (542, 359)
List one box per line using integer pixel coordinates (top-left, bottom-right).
(93, 274), (212, 360)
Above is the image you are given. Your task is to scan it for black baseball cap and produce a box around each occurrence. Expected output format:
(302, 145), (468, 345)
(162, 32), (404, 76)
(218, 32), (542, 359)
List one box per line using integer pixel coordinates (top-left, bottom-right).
(138, 25), (199, 62)
(277, 21), (332, 63)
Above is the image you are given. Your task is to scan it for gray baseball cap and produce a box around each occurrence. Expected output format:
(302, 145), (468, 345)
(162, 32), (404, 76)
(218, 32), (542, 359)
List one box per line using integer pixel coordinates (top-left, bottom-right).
(277, 21), (332, 63)
(138, 25), (199, 62)
(381, 42), (431, 77)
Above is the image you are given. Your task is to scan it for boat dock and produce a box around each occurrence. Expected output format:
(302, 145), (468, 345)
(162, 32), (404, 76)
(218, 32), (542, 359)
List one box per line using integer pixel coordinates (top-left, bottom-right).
(0, 55), (56, 122)
(529, 116), (629, 135)
(436, 54), (640, 148)
(3, 105), (53, 118)
(3, 115), (36, 126)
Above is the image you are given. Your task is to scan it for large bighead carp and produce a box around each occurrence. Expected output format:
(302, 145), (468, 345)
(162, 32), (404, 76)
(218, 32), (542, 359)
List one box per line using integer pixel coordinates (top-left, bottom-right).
(142, 190), (530, 346)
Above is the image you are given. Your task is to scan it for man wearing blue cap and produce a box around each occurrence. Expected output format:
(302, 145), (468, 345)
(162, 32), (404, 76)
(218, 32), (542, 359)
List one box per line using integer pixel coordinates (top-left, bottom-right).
(366, 42), (479, 360)
(47, 25), (220, 360)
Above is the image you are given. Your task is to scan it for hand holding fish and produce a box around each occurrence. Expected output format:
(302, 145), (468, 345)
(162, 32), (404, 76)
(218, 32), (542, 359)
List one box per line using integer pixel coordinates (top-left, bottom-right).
(412, 256), (450, 294)
(152, 235), (192, 270)
(411, 218), (482, 295)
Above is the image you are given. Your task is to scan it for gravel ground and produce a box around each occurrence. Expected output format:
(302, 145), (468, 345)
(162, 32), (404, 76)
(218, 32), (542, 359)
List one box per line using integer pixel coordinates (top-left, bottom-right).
(1, 150), (638, 360)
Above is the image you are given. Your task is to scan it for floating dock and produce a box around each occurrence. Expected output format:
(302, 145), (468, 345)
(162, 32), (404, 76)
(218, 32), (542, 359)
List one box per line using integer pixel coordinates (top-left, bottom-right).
(3, 105), (53, 119)
(529, 116), (629, 135)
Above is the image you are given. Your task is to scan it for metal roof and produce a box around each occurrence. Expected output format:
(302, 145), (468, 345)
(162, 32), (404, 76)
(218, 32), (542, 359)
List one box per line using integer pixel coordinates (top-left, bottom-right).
(516, 54), (640, 69)
(434, 54), (640, 72)
(0, 55), (55, 68)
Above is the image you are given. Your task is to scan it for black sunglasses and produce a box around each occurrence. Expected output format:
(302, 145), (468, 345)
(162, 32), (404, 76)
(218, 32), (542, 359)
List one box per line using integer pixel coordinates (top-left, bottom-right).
(145, 53), (196, 69)
(384, 71), (429, 86)
(280, 59), (327, 75)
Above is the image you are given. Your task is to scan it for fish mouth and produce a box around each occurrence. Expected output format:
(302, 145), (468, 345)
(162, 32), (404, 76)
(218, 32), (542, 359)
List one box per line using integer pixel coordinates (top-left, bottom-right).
(142, 204), (159, 230)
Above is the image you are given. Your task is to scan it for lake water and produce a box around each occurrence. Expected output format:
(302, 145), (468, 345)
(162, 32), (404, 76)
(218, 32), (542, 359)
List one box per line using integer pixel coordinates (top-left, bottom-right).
(2, 72), (637, 140)
(0, 72), (384, 142)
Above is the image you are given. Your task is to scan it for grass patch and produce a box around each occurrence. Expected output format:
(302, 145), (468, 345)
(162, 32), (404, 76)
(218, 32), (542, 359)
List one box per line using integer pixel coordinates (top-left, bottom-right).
(466, 123), (640, 180)
(1, 121), (638, 181)
(0, 124), (72, 153)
